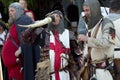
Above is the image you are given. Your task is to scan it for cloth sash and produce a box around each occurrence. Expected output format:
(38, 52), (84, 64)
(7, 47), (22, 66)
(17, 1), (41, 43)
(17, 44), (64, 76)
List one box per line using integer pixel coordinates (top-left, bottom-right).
(49, 29), (70, 80)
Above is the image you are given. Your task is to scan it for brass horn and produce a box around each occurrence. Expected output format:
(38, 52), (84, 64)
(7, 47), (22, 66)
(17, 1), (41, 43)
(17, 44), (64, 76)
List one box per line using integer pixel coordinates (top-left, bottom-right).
(18, 15), (55, 28)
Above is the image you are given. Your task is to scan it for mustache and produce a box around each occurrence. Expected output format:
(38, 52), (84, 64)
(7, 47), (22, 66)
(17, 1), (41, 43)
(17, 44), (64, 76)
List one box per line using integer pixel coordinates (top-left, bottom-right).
(9, 14), (12, 17)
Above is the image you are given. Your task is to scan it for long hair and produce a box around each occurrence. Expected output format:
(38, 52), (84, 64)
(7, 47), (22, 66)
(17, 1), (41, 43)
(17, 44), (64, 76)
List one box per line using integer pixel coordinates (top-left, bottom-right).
(8, 2), (25, 25)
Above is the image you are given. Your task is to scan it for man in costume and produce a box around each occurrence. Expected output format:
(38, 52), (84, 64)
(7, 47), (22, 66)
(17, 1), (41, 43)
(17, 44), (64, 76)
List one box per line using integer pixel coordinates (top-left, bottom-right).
(1, 2), (40, 80)
(106, 0), (120, 80)
(77, 0), (115, 80)
(19, 10), (82, 80)
(27, 10), (74, 80)
(48, 10), (71, 80)
(48, 10), (76, 80)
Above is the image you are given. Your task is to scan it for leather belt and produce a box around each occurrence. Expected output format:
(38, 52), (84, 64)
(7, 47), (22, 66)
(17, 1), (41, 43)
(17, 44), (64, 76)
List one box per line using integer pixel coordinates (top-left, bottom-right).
(114, 48), (120, 51)
(11, 78), (16, 80)
(95, 62), (107, 69)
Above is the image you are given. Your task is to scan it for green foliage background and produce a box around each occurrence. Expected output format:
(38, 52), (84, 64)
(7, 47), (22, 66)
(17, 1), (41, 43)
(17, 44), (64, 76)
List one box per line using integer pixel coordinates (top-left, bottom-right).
(0, 0), (37, 14)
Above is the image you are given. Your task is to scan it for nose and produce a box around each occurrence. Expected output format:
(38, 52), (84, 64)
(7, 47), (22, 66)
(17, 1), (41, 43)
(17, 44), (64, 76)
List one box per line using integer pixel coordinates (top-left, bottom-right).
(84, 10), (88, 15)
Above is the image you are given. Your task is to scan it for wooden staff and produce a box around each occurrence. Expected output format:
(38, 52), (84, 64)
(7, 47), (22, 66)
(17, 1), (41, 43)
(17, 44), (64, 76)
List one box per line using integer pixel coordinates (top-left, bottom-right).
(0, 56), (3, 80)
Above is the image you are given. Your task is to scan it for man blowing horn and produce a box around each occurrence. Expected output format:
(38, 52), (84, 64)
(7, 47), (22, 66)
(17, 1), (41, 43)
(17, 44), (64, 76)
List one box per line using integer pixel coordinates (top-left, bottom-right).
(20, 10), (84, 80)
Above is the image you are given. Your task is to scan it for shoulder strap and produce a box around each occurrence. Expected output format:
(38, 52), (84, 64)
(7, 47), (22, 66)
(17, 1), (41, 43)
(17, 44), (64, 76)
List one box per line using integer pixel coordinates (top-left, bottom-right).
(53, 33), (66, 48)
(92, 18), (103, 38)
(9, 34), (19, 48)
(88, 18), (103, 59)
(0, 38), (4, 43)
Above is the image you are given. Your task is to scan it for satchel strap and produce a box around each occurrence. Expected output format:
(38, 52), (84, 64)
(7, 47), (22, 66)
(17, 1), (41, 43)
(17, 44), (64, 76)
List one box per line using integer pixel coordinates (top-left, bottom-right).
(9, 34), (19, 48)
(88, 18), (103, 55)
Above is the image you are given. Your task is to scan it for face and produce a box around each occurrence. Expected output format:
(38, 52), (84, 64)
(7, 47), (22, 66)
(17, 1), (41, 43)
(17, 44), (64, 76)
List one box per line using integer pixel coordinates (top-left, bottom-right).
(52, 13), (61, 26)
(83, 5), (91, 18)
(19, 0), (27, 9)
(9, 7), (16, 20)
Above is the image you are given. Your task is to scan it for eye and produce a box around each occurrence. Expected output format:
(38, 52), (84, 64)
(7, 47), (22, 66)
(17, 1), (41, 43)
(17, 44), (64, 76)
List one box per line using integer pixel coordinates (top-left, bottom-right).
(56, 14), (59, 17)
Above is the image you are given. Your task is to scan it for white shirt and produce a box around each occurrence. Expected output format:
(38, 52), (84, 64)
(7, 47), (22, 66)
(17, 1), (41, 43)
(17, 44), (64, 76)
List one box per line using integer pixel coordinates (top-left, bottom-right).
(0, 31), (6, 45)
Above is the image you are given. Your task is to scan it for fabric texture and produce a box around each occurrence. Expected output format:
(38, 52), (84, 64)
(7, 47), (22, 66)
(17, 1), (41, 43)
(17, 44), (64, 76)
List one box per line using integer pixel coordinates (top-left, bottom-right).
(2, 24), (23, 80)
(49, 29), (70, 80)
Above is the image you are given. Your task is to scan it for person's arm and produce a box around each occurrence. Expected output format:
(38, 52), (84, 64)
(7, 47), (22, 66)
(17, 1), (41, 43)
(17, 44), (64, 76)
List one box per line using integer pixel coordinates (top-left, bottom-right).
(78, 18), (115, 48)
(88, 29), (110, 48)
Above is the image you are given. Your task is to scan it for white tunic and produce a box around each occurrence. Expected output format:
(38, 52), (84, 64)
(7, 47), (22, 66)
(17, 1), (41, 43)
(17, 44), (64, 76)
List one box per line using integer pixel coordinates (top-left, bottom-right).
(49, 29), (70, 80)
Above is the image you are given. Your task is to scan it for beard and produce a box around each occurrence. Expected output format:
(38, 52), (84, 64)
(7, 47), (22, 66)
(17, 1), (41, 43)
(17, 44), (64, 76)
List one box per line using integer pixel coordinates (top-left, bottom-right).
(8, 16), (15, 26)
(48, 19), (65, 34)
(85, 15), (96, 29)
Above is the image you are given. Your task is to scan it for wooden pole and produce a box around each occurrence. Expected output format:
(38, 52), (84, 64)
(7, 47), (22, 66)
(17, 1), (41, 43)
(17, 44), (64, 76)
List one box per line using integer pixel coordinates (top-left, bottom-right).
(0, 57), (3, 80)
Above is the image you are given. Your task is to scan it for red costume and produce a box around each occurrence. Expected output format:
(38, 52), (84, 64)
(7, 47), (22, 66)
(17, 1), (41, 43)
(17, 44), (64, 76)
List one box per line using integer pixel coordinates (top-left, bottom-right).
(2, 24), (23, 80)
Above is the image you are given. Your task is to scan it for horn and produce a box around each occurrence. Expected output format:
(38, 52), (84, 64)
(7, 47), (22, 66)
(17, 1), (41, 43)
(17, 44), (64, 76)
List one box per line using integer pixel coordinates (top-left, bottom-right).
(18, 15), (55, 28)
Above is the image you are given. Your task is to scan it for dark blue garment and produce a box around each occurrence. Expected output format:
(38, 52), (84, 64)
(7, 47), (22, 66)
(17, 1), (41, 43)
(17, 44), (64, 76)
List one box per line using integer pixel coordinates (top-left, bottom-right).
(15, 15), (40, 80)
